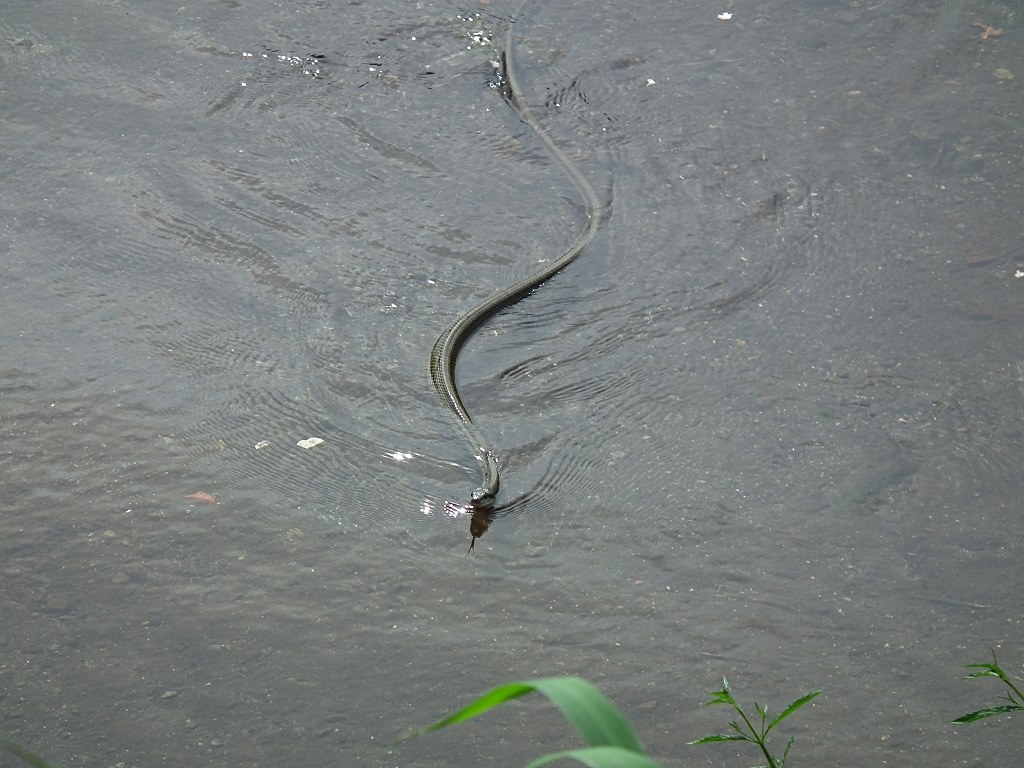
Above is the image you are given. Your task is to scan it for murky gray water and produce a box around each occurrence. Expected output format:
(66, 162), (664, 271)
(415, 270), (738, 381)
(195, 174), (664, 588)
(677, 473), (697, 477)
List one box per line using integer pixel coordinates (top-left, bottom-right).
(2, 0), (1021, 765)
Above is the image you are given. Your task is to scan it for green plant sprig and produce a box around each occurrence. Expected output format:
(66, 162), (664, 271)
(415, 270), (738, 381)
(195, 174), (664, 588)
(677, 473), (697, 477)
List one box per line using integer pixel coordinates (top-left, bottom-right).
(688, 676), (821, 768)
(952, 651), (1024, 725)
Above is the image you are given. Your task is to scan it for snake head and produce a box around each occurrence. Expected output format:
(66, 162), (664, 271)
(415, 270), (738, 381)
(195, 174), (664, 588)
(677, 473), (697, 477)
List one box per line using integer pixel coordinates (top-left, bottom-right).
(470, 487), (496, 508)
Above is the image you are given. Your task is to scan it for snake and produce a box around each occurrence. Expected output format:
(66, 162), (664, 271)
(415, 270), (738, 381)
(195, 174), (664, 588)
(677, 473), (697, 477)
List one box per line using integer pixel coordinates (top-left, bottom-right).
(429, 10), (601, 511)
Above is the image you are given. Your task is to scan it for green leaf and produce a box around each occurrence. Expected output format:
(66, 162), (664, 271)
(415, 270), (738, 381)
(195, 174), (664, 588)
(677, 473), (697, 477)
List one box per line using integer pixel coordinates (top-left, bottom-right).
(700, 679), (737, 708)
(781, 735), (796, 764)
(963, 670), (1000, 680)
(687, 733), (750, 745)
(766, 690), (821, 732)
(419, 681), (536, 733)
(525, 746), (664, 768)
(527, 678), (645, 753)
(963, 664), (1005, 681)
(951, 704), (1023, 724)
(0, 738), (58, 768)
(419, 677), (645, 754)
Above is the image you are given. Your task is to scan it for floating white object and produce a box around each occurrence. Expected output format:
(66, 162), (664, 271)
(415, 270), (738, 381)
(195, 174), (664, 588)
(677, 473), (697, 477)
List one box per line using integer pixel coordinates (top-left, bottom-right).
(297, 437), (325, 449)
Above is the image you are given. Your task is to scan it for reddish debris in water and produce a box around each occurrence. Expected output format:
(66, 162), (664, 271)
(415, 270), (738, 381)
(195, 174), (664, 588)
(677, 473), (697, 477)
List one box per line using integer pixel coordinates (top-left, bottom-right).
(971, 21), (1003, 41)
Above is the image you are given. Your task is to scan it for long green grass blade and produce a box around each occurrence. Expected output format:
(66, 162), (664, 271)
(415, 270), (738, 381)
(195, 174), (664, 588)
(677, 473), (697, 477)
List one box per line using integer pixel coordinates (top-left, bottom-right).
(766, 690), (821, 732)
(419, 677), (645, 754)
(0, 738), (58, 768)
(419, 682), (536, 733)
(525, 746), (663, 768)
(527, 678), (645, 753)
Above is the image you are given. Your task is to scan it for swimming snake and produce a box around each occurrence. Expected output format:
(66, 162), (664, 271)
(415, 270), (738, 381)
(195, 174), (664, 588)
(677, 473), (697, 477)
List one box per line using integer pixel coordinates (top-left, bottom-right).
(429, 11), (601, 512)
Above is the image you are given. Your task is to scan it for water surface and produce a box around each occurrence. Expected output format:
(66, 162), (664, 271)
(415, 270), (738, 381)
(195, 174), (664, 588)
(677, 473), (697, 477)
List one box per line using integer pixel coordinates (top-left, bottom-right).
(1, 0), (1021, 765)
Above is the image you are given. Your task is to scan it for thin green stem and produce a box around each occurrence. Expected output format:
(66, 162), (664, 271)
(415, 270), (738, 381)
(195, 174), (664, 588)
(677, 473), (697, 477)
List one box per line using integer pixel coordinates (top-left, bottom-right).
(1002, 677), (1024, 704)
(733, 706), (778, 768)
(759, 740), (780, 768)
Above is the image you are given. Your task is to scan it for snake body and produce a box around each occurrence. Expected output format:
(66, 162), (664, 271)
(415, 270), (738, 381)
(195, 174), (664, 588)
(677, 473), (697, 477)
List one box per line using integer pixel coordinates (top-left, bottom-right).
(429, 14), (601, 509)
